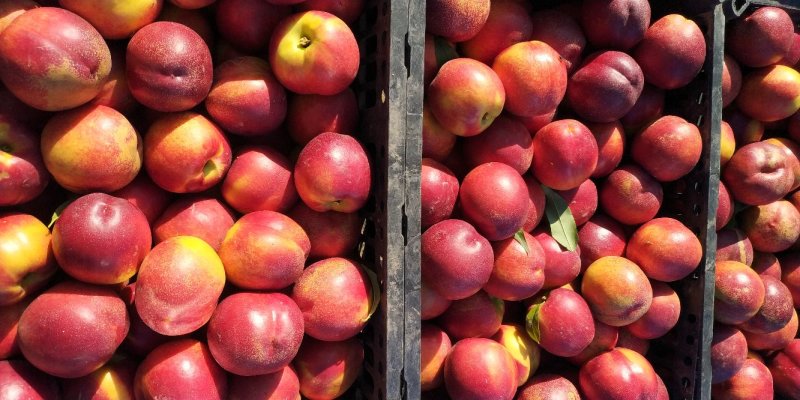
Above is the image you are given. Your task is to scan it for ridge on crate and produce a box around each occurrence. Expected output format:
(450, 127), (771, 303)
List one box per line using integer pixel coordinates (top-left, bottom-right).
(346, 0), (422, 399)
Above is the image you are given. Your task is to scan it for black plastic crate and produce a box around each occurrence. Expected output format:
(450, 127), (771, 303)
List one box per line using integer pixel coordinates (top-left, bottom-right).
(350, 0), (422, 398)
(643, 2), (725, 399)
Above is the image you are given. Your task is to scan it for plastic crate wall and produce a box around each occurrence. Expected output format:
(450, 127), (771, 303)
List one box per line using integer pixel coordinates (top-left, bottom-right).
(638, 2), (739, 399)
(348, 0), (422, 398)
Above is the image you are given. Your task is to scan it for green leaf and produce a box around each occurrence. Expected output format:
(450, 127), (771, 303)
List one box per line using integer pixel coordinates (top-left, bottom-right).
(541, 185), (579, 251)
(525, 301), (543, 344)
(47, 198), (75, 229)
(433, 36), (458, 68)
(514, 229), (530, 256)
(361, 263), (381, 322)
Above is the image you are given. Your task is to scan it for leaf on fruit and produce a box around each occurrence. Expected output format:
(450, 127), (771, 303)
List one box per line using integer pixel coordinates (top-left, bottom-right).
(362, 264), (381, 322)
(542, 185), (578, 251)
(525, 301), (543, 344)
(47, 198), (76, 229)
(514, 230), (530, 256)
(434, 36), (458, 67)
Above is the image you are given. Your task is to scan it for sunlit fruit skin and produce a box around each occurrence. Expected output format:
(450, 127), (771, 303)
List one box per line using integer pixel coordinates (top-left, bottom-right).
(0, 213), (57, 306)
(737, 65), (800, 123)
(52, 193), (152, 285)
(268, 11), (359, 96)
(516, 373), (580, 400)
(286, 89), (358, 146)
(134, 236), (226, 336)
(0, 299), (28, 359)
(530, 119), (598, 191)
(578, 213), (627, 271)
(579, 347), (661, 399)
(205, 56), (287, 136)
(153, 196), (235, 252)
(626, 217), (703, 282)
(293, 336), (364, 400)
(566, 319), (619, 366)
(134, 339), (228, 400)
(492, 40), (567, 118)
(0, 7), (111, 111)
(627, 281), (680, 340)
(425, 0), (490, 43)
(484, 231), (545, 301)
(710, 324), (748, 384)
(534, 228), (581, 289)
(421, 158), (459, 229)
(459, 162), (530, 241)
(420, 323), (451, 392)
(61, 357), (137, 400)
(715, 260), (766, 325)
(459, 1), (533, 65)
(287, 202), (362, 260)
(739, 275), (794, 334)
(0, 1), (37, 35)
(111, 173), (171, 225)
(555, 179), (598, 227)
(632, 14), (706, 90)
(716, 228), (754, 266)
(59, 0), (164, 39)
(41, 104), (143, 193)
(768, 339), (800, 398)
(218, 210), (310, 291)
(588, 120), (626, 178)
(206, 292), (304, 376)
(600, 164), (663, 225)
(739, 200), (800, 253)
(631, 115), (703, 182)
(711, 358), (774, 400)
(428, 57), (506, 136)
(745, 308), (798, 352)
(17, 281), (129, 378)
(491, 324), (540, 387)
(143, 112), (232, 194)
(293, 132), (371, 213)
(443, 338), (517, 400)
(438, 290), (503, 340)
(292, 257), (373, 342)
(462, 115), (533, 175)
(422, 219), (494, 300)
(421, 281), (451, 321)
(581, 256), (653, 327)
(228, 365), (301, 400)
(126, 21), (213, 112)
(567, 50), (644, 123)
(0, 114), (49, 206)
(0, 359), (60, 400)
(526, 288), (595, 357)
(727, 6), (794, 68)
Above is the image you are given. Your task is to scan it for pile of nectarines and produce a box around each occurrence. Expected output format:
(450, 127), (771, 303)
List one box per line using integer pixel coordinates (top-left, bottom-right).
(0, 0), (382, 399)
(711, 5), (800, 399)
(421, 0), (714, 398)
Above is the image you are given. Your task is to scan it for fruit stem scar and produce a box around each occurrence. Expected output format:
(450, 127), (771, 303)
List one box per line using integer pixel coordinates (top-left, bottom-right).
(203, 160), (217, 177)
(299, 36), (312, 49)
(481, 112), (490, 122)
